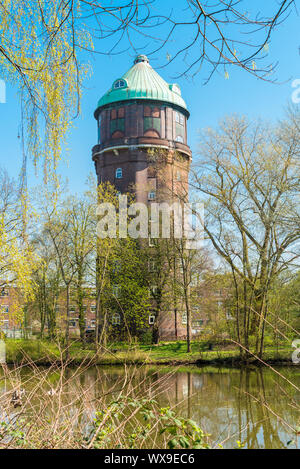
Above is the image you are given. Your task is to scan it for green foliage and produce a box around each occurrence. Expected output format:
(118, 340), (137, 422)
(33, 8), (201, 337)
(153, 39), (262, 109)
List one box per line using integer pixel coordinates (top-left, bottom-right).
(159, 407), (210, 449)
(0, 420), (27, 446)
(90, 397), (209, 449)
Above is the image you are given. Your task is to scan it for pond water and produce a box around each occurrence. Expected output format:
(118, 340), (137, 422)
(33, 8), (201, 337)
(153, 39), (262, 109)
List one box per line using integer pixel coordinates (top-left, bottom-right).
(0, 364), (299, 449)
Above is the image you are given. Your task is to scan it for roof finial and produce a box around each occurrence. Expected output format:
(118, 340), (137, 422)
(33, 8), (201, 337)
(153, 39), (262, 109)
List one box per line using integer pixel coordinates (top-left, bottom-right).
(134, 54), (149, 64)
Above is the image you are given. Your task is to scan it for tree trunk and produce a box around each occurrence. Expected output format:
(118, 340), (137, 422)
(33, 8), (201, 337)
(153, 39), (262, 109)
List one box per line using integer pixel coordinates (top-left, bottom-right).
(65, 284), (70, 360)
(77, 272), (86, 345)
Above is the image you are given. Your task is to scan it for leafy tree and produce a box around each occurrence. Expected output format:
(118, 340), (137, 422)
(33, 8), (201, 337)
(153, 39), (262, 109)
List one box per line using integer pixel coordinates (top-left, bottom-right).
(192, 114), (300, 358)
(0, 169), (37, 330)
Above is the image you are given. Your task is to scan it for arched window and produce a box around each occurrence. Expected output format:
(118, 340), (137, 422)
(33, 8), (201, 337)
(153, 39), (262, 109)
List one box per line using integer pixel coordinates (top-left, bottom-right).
(115, 168), (123, 179)
(112, 313), (121, 325)
(113, 79), (126, 89)
(175, 135), (184, 143)
(152, 107), (160, 118)
(111, 130), (124, 139)
(175, 111), (184, 124)
(175, 111), (184, 141)
(144, 106), (160, 118)
(144, 129), (160, 138)
(110, 107), (125, 136)
(144, 106), (152, 117)
(149, 314), (155, 325)
(118, 107), (124, 118)
(144, 105), (161, 136)
(148, 190), (156, 200)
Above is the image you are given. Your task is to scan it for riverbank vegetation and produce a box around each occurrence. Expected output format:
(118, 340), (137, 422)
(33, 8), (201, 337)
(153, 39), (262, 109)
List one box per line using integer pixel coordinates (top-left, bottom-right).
(4, 338), (294, 366)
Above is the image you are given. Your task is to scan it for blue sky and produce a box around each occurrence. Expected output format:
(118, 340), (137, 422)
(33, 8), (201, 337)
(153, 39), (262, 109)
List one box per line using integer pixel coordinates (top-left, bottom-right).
(0, 1), (299, 194)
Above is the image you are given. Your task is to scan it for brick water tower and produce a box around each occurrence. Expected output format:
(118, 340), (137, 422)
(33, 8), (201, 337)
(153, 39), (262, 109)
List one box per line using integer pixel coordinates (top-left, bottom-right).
(92, 55), (192, 339)
(92, 54), (191, 205)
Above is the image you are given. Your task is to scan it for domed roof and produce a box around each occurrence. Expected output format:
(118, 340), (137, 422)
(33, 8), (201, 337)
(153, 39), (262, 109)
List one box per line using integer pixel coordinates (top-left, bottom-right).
(95, 55), (188, 115)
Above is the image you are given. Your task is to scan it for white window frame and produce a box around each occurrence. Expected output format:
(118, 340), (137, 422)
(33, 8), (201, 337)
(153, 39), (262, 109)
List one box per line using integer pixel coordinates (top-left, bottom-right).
(148, 190), (156, 200)
(192, 319), (204, 328)
(148, 315), (155, 325)
(148, 260), (156, 272)
(175, 135), (184, 143)
(114, 79), (126, 89)
(112, 285), (121, 298)
(226, 312), (234, 320)
(182, 313), (187, 325)
(112, 313), (121, 325)
(115, 168), (123, 179)
(148, 237), (155, 247)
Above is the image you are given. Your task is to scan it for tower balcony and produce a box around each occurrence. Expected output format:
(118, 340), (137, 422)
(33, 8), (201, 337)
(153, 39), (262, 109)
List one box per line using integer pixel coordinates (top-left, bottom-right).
(92, 136), (192, 160)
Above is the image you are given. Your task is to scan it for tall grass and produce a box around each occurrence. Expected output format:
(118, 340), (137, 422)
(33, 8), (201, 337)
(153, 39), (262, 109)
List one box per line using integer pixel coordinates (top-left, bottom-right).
(0, 349), (209, 449)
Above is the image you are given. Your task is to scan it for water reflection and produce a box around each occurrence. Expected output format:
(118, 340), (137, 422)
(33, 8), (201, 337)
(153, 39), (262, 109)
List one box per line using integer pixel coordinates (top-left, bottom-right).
(0, 365), (299, 449)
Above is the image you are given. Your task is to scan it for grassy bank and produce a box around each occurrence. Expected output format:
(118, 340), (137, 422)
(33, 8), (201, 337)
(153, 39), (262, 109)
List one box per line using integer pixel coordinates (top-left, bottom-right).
(3, 338), (296, 367)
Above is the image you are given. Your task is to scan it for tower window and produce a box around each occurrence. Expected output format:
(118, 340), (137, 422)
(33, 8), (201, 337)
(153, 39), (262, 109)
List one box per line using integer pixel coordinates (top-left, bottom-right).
(175, 136), (184, 143)
(144, 105), (161, 136)
(117, 107), (125, 118)
(111, 107), (125, 119)
(113, 79), (127, 89)
(112, 285), (121, 297)
(148, 260), (156, 272)
(111, 130), (124, 139)
(149, 315), (155, 325)
(98, 115), (102, 143)
(144, 106), (160, 117)
(112, 313), (121, 325)
(150, 285), (158, 296)
(175, 112), (184, 125)
(110, 112), (125, 136)
(148, 190), (156, 200)
(115, 168), (123, 179)
(176, 170), (181, 180)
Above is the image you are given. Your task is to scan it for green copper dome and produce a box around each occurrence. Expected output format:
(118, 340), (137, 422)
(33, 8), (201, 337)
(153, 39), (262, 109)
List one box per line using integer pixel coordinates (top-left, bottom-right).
(95, 55), (188, 115)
